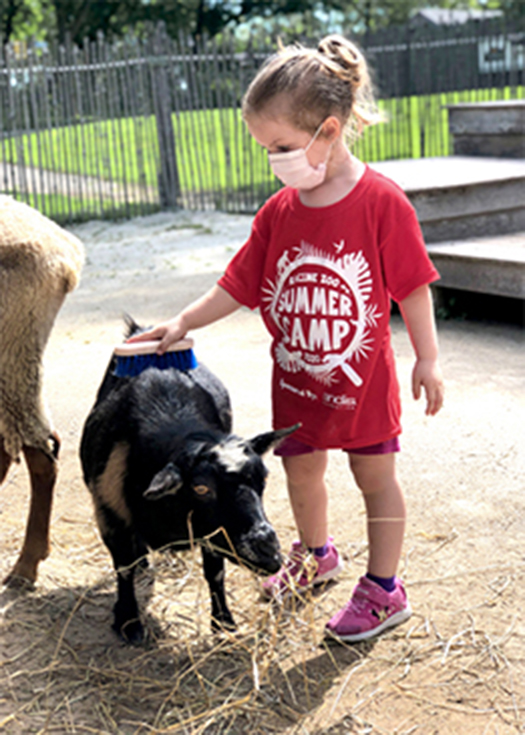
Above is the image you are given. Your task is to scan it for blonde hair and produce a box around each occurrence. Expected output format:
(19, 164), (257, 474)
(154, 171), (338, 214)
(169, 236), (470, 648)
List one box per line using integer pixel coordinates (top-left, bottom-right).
(242, 35), (382, 143)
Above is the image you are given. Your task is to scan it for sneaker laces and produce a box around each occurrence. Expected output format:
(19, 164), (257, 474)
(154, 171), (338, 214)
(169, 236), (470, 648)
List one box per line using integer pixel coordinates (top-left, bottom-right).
(344, 584), (372, 614)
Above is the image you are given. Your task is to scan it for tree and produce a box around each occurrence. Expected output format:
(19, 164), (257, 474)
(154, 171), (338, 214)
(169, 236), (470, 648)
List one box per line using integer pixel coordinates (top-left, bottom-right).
(0, 0), (49, 45)
(50, 0), (145, 44)
(1, 0), (522, 48)
(316, 0), (444, 34)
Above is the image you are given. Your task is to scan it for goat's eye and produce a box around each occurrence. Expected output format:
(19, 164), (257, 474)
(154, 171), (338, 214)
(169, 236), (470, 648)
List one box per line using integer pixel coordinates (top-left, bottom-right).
(193, 484), (210, 496)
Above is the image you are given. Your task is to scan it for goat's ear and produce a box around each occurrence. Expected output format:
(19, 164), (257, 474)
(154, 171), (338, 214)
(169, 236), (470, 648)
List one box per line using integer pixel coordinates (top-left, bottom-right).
(143, 463), (183, 500)
(248, 423), (301, 456)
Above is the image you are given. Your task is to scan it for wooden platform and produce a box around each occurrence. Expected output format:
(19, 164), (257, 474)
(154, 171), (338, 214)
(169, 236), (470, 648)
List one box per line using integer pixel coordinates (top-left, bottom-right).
(370, 157), (525, 299)
(427, 233), (525, 300)
(446, 100), (525, 158)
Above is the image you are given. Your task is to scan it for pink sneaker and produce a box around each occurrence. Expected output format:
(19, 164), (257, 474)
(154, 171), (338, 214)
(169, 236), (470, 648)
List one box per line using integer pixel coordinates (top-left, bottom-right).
(325, 576), (412, 643)
(262, 538), (343, 600)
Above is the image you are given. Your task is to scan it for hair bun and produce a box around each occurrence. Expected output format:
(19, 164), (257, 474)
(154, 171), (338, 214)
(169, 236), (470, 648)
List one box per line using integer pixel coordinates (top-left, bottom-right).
(318, 34), (364, 86)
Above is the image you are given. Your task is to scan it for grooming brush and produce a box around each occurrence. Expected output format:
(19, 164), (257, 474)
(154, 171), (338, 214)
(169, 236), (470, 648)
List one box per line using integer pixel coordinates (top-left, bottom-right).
(113, 338), (197, 378)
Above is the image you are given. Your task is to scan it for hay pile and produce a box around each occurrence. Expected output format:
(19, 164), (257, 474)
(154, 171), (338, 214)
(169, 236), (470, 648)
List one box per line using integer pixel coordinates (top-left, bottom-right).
(1, 473), (523, 734)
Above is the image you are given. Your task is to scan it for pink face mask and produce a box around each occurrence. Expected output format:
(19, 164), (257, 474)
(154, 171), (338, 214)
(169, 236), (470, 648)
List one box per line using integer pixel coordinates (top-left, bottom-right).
(268, 122), (330, 190)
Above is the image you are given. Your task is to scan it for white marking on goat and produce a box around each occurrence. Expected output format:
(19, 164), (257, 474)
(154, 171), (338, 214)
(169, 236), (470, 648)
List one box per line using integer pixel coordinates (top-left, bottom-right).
(214, 438), (247, 473)
(95, 443), (132, 526)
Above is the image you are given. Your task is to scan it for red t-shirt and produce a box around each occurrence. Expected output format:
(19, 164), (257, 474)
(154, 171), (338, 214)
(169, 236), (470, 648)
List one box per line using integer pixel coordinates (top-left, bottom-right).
(218, 166), (440, 449)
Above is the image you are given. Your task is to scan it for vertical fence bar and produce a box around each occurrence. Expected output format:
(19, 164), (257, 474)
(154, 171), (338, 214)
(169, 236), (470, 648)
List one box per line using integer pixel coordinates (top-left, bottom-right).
(66, 39), (79, 220)
(0, 44), (8, 194)
(72, 43), (87, 217)
(27, 47), (44, 212)
(99, 33), (118, 217)
(131, 38), (155, 213)
(39, 47), (54, 214)
(180, 31), (206, 209)
(79, 38), (95, 219)
(114, 43), (131, 217)
(56, 43), (72, 220)
(85, 37), (103, 218)
(167, 35), (188, 208)
(212, 34), (232, 210)
(104, 38), (121, 216)
(122, 41), (145, 215)
(199, 35), (221, 209)
(151, 27), (180, 208)
(47, 44), (64, 221)
(6, 46), (27, 202)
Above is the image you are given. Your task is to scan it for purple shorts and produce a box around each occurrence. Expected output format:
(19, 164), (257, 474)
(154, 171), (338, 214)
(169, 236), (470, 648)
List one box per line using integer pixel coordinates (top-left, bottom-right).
(274, 436), (401, 457)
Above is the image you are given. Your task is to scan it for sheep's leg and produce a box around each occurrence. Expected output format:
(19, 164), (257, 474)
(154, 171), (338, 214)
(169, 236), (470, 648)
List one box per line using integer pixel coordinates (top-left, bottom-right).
(201, 546), (236, 631)
(4, 439), (59, 589)
(0, 437), (12, 485)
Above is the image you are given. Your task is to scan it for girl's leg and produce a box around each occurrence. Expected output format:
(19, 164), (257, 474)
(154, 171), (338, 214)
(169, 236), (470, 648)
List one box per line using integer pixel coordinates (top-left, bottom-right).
(282, 450), (329, 549)
(347, 452), (405, 577)
(262, 450), (343, 597)
(324, 452), (411, 643)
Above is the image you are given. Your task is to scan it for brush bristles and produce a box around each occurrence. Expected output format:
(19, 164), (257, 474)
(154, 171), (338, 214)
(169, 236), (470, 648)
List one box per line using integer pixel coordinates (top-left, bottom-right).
(113, 348), (198, 377)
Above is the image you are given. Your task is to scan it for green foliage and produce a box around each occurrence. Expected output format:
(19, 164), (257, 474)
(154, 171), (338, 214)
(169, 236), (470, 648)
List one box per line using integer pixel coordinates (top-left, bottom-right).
(1, 0), (521, 46)
(0, 0), (50, 44)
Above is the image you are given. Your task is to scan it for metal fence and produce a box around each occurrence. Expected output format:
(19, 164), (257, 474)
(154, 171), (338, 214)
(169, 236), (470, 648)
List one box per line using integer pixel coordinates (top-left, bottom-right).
(0, 20), (523, 223)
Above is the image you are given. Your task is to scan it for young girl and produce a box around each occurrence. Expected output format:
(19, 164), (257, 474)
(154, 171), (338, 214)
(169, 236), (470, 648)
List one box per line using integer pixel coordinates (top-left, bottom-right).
(129, 35), (444, 643)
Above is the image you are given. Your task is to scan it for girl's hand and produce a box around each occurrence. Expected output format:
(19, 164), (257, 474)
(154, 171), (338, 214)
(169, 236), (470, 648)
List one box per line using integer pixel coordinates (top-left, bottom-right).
(126, 317), (187, 354)
(124, 285), (241, 355)
(412, 358), (444, 416)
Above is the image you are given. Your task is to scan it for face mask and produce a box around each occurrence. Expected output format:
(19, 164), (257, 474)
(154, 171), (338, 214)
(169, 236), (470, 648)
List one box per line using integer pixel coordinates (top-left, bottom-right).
(268, 122), (330, 190)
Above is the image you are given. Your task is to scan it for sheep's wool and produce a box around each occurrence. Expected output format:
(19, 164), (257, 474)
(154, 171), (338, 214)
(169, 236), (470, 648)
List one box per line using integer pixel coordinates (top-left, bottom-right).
(0, 196), (84, 459)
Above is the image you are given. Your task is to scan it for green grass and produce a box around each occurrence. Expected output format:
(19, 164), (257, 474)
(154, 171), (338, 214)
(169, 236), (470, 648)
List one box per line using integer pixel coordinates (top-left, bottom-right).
(1, 85), (522, 219)
(357, 85), (524, 161)
(0, 108), (267, 191)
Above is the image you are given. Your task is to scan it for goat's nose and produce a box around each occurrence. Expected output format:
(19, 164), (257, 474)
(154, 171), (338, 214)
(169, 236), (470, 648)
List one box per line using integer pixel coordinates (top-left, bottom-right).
(255, 530), (280, 555)
(250, 523), (282, 563)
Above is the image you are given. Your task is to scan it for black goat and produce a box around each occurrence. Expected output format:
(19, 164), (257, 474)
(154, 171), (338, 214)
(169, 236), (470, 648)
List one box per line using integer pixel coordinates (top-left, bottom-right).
(80, 322), (295, 643)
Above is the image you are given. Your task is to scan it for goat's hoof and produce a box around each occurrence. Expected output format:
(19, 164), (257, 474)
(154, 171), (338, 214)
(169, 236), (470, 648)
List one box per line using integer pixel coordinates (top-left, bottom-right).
(3, 571), (36, 591)
(211, 615), (236, 634)
(114, 617), (144, 645)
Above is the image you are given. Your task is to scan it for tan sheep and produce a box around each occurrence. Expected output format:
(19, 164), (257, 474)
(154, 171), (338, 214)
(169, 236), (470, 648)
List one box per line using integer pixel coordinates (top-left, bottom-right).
(0, 196), (84, 587)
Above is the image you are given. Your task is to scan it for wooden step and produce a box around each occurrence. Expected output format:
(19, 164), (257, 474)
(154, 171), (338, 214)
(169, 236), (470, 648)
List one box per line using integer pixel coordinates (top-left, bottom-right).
(446, 100), (525, 159)
(426, 232), (525, 299)
(370, 157), (525, 243)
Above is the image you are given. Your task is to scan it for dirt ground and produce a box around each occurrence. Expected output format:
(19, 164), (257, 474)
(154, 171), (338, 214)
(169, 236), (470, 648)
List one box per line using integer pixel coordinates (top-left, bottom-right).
(0, 210), (523, 734)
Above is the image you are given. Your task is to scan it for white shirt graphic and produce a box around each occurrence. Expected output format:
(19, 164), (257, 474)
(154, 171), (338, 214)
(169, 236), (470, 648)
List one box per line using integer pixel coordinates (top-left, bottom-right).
(262, 241), (382, 388)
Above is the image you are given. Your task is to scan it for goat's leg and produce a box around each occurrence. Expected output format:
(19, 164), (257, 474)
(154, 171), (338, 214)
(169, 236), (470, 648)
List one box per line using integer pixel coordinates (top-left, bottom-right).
(201, 546), (236, 631)
(96, 507), (145, 644)
(114, 562), (142, 644)
(4, 438), (59, 588)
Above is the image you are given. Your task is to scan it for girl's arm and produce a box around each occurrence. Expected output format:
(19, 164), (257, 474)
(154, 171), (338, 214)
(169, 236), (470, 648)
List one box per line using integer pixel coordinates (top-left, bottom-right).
(398, 284), (444, 416)
(127, 284), (241, 354)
